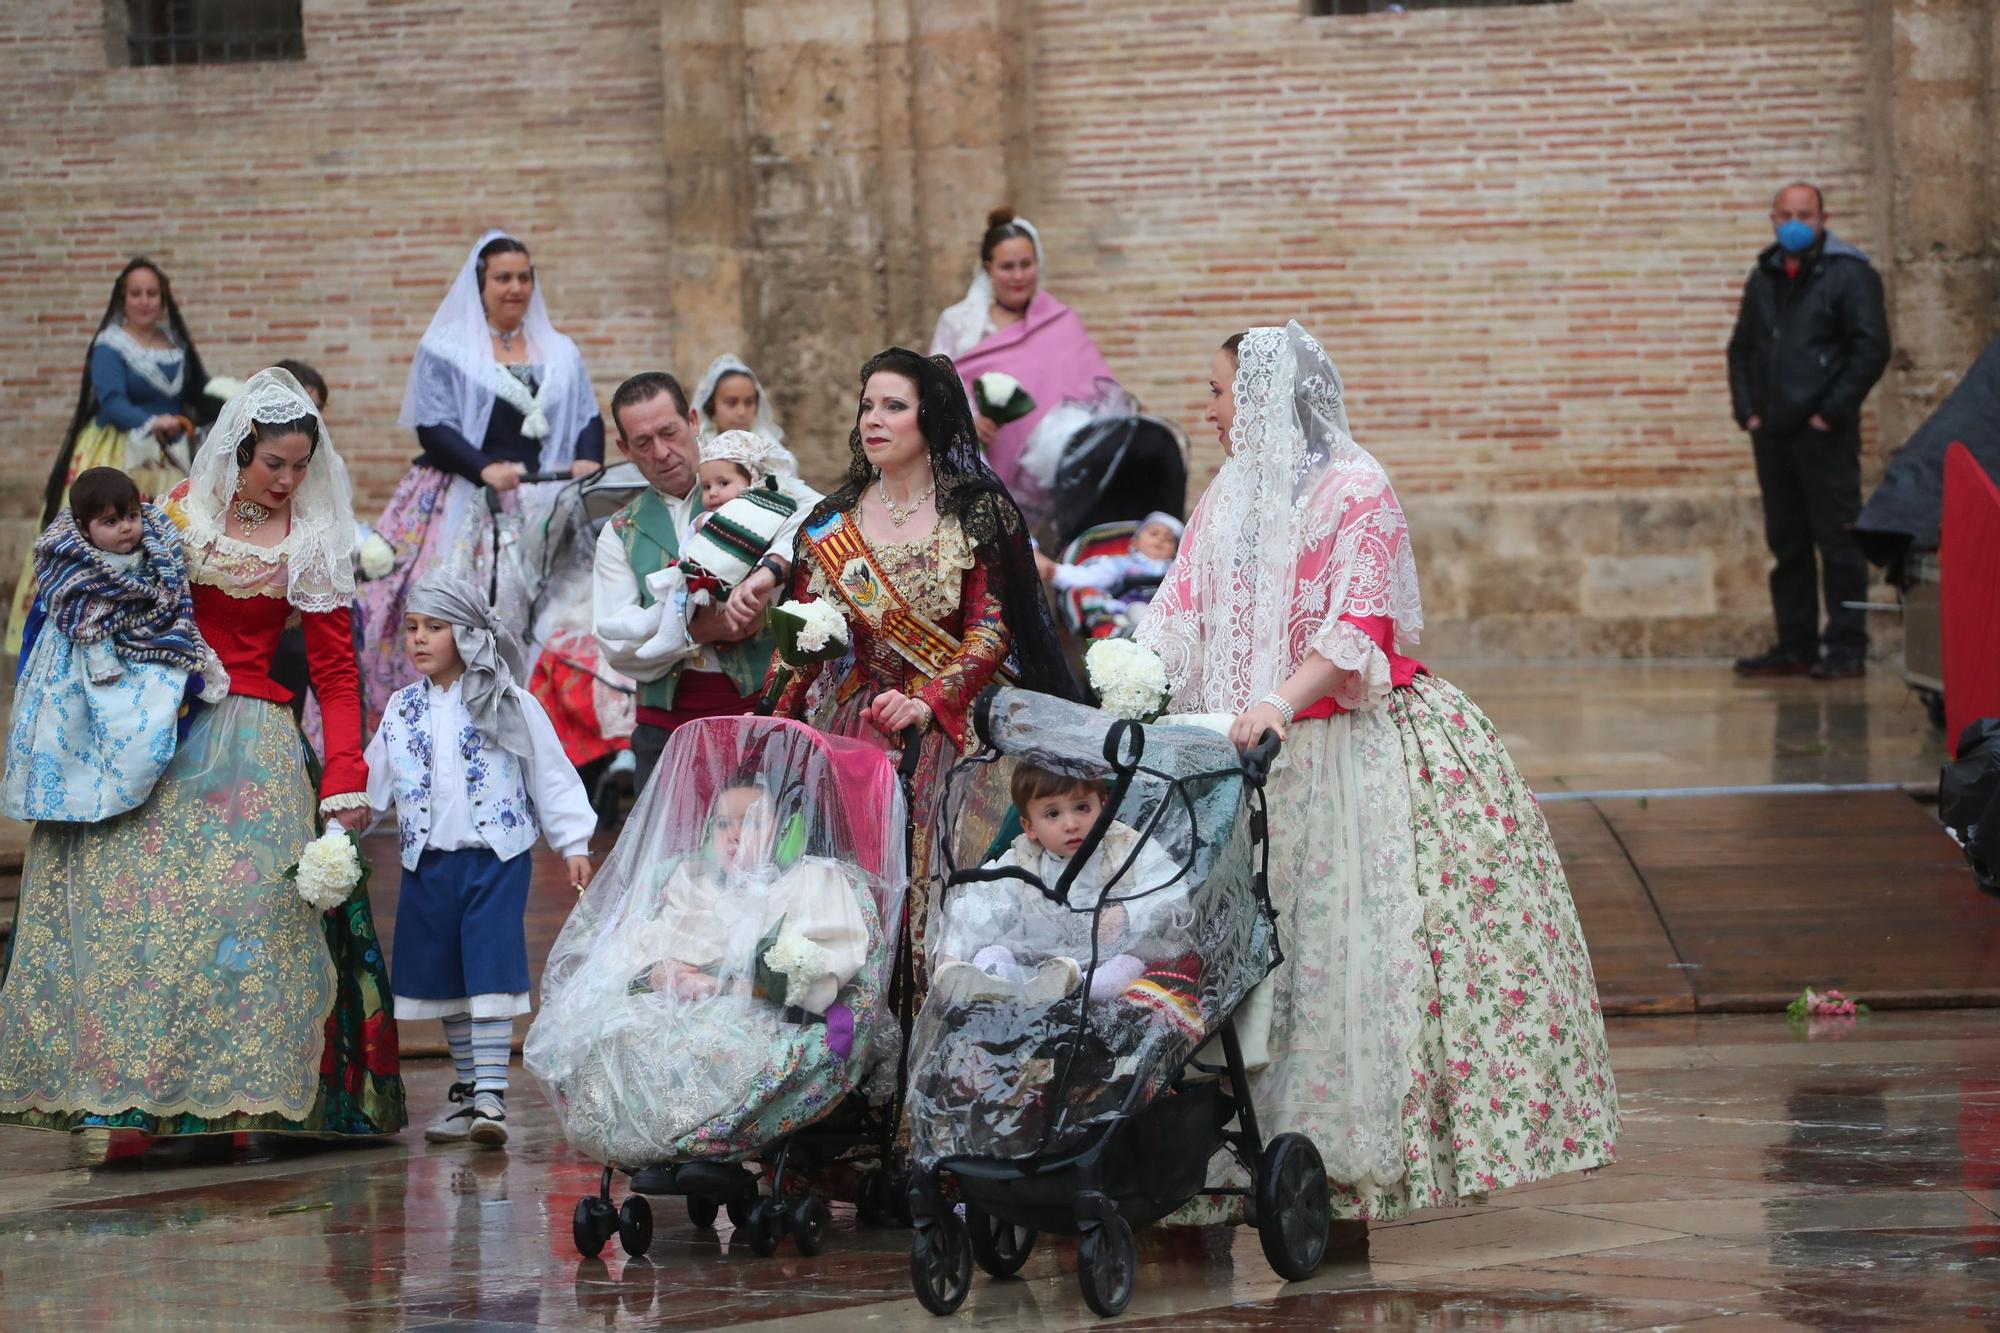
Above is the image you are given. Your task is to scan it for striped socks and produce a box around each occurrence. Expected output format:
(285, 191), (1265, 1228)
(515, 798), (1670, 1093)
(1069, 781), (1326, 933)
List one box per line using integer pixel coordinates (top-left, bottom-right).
(471, 1016), (513, 1097)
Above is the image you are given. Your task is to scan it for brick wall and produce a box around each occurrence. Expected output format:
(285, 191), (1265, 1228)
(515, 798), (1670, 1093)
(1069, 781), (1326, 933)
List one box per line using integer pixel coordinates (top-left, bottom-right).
(0, 0), (673, 556)
(1025, 0), (1884, 656)
(0, 1), (1924, 660)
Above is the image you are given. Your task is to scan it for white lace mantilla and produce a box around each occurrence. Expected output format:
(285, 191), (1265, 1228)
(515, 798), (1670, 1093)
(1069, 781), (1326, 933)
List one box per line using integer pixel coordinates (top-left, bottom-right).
(1137, 321), (1422, 714)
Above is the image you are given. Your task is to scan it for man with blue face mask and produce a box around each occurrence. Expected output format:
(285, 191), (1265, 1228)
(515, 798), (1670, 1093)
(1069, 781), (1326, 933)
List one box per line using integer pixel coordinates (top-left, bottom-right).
(1727, 182), (1891, 680)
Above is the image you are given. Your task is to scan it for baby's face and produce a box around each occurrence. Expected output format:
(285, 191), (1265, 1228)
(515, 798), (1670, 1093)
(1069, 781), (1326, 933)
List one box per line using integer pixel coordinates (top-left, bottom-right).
(1132, 522), (1179, 562)
(1022, 785), (1106, 861)
(86, 508), (144, 556)
(711, 786), (774, 870)
(697, 460), (750, 512)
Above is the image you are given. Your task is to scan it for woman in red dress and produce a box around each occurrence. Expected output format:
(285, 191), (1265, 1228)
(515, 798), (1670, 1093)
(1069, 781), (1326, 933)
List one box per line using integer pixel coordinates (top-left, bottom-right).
(0, 368), (406, 1139)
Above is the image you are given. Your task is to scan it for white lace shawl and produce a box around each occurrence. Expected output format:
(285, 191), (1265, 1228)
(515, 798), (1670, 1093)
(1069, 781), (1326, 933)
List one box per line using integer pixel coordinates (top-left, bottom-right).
(180, 368), (357, 613)
(94, 321), (185, 399)
(1137, 322), (1423, 714)
(397, 229), (600, 467)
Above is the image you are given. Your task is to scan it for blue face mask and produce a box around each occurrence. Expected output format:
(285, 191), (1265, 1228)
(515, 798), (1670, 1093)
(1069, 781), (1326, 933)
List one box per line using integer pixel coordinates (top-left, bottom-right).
(1775, 220), (1818, 255)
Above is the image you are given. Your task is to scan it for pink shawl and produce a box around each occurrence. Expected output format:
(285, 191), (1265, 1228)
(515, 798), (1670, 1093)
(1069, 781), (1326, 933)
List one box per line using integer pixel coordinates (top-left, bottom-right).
(949, 292), (1115, 494)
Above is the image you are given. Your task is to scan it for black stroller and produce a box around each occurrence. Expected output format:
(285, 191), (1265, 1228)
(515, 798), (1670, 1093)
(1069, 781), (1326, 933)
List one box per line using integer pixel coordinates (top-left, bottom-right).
(903, 688), (1331, 1317)
(1047, 413), (1187, 551)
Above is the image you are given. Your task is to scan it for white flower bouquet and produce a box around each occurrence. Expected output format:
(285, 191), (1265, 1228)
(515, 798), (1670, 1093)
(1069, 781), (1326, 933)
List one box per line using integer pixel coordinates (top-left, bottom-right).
(973, 372), (1036, 426)
(354, 524), (396, 581)
(760, 598), (850, 712)
(286, 827), (366, 911)
(756, 919), (831, 1008)
(202, 375), (247, 402)
(1085, 638), (1171, 723)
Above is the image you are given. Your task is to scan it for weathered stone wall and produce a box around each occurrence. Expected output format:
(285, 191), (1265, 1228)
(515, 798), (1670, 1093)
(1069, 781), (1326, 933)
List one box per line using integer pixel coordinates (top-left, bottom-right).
(2, 0), (1994, 661)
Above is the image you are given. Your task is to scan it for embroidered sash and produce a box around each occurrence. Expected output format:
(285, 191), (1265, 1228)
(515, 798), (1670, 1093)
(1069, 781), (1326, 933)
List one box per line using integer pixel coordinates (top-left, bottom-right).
(801, 510), (1014, 687)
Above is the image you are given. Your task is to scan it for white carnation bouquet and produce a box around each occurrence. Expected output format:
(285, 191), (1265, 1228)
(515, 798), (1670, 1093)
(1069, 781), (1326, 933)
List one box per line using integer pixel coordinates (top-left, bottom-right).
(973, 372), (1036, 426)
(756, 921), (831, 1008)
(286, 827), (366, 911)
(1085, 638), (1171, 723)
(760, 598), (850, 711)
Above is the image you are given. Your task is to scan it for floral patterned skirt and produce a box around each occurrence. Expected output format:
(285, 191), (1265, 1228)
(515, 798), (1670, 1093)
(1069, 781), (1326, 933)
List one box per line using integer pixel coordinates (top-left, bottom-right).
(0, 695), (406, 1137)
(1178, 673), (1618, 1222)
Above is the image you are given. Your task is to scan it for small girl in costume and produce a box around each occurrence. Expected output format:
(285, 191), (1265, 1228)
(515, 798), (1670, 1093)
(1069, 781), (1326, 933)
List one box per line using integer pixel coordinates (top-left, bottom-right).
(596, 429), (816, 662)
(364, 572), (597, 1149)
(3, 467), (227, 823)
(933, 764), (1189, 1004)
(525, 778), (877, 1167)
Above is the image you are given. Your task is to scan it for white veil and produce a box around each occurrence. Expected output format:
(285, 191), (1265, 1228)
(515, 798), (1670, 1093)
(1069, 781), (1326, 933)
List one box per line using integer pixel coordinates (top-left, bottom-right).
(692, 353), (786, 447)
(397, 229), (601, 468)
(1142, 323), (1428, 1191)
(929, 216), (1045, 360)
(182, 367), (357, 613)
(1138, 321), (1423, 713)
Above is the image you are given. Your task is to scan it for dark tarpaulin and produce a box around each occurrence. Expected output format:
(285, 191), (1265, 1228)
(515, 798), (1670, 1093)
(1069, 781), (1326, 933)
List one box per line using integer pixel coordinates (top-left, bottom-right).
(1855, 335), (2000, 576)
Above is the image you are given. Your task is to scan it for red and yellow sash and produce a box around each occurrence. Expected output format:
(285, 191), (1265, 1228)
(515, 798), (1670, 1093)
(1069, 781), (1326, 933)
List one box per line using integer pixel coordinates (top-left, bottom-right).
(801, 510), (1014, 689)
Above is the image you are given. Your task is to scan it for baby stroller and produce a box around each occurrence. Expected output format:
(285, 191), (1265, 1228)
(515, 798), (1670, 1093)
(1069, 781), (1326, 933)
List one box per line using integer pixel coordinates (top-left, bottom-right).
(524, 715), (911, 1261)
(1050, 519), (1165, 643)
(1047, 414), (1186, 551)
(903, 688), (1330, 1318)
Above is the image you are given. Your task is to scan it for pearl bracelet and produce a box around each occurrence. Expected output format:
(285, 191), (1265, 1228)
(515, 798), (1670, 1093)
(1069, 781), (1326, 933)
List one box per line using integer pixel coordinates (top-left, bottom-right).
(1260, 692), (1296, 726)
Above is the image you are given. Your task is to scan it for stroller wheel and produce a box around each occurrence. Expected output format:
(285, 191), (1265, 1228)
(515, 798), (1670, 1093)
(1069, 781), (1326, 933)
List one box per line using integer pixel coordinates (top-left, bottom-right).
(908, 1212), (972, 1316)
(966, 1205), (1036, 1278)
(686, 1195), (721, 1230)
(617, 1195), (654, 1258)
(1076, 1211), (1136, 1317)
(572, 1195), (616, 1259)
(791, 1195), (830, 1257)
(742, 1198), (784, 1257)
(1256, 1131), (1331, 1280)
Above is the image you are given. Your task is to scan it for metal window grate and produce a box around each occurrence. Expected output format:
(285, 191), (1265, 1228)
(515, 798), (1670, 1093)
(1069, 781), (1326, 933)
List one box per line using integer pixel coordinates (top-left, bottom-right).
(120, 0), (304, 67)
(1309, 0), (1571, 14)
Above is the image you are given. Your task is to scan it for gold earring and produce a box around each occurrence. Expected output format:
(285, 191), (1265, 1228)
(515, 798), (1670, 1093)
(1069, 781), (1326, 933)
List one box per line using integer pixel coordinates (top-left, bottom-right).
(233, 476), (244, 496)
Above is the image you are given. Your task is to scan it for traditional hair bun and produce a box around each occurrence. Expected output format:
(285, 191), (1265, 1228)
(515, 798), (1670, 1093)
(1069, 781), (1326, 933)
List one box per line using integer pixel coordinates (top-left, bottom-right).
(986, 206), (1017, 230)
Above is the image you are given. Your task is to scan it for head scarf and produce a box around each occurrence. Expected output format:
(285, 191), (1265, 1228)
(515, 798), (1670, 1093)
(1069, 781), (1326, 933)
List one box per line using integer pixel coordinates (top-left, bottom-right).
(808, 347), (1080, 702)
(1136, 511), (1185, 541)
(182, 368), (357, 614)
(692, 353), (785, 447)
(397, 229), (600, 468)
(700, 428), (801, 487)
(1138, 321), (1422, 713)
(932, 217), (1045, 360)
(406, 571), (535, 759)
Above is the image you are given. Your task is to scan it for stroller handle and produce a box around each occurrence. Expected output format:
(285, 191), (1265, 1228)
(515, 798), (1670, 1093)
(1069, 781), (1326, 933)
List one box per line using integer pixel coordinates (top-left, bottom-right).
(483, 468), (581, 512)
(1242, 728), (1282, 784)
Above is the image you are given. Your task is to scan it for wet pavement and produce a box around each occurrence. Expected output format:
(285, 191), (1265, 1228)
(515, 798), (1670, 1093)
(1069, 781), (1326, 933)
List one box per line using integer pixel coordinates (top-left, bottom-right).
(4, 1009), (2000, 1329)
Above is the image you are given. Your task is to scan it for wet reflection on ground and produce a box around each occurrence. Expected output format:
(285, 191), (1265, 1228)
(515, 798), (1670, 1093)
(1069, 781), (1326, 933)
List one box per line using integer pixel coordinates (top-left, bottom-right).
(4, 1010), (2000, 1328)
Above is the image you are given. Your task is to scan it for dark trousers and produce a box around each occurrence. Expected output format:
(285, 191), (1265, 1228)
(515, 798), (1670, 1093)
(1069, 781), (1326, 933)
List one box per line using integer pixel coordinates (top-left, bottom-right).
(630, 722), (669, 798)
(1751, 423), (1869, 658)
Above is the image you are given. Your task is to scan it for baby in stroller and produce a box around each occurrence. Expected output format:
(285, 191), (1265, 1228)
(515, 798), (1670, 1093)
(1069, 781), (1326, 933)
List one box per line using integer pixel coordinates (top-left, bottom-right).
(1037, 512), (1182, 638)
(524, 716), (902, 1178)
(933, 763), (1189, 1004)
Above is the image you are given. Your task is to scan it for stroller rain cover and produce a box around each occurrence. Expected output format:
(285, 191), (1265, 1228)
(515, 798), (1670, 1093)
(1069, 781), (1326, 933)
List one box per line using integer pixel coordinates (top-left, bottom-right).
(905, 688), (1275, 1167)
(525, 716), (908, 1168)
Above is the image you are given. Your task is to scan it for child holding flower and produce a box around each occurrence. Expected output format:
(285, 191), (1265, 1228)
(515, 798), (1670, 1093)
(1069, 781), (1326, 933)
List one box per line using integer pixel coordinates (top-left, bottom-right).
(364, 572), (596, 1148)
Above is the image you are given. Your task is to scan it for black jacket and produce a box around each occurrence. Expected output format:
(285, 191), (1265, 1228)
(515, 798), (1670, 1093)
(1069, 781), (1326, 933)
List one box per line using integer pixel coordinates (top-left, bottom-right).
(1727, 232), (1891, 437)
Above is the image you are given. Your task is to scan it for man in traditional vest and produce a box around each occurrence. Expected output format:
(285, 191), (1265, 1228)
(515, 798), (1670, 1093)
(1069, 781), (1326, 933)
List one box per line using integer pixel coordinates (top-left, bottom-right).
(593, 372), (804, 792)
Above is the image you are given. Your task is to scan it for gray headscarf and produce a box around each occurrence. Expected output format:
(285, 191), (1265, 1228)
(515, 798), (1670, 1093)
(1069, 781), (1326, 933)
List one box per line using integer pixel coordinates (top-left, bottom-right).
(405, 572), (534, 759)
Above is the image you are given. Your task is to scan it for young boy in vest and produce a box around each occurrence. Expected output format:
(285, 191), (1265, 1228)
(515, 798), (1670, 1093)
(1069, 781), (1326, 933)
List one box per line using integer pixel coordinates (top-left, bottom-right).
(365, 573), (597, 1148)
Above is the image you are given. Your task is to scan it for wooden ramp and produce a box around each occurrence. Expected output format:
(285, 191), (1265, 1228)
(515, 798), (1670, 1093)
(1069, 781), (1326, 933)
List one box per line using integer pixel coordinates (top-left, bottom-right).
(1552, 791), (2000, 1015)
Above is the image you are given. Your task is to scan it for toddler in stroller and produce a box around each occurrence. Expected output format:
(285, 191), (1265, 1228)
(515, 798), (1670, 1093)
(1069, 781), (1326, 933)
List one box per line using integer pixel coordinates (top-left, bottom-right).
(523, 715), (907, 1260)
(904, 687), (1332, 1318)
